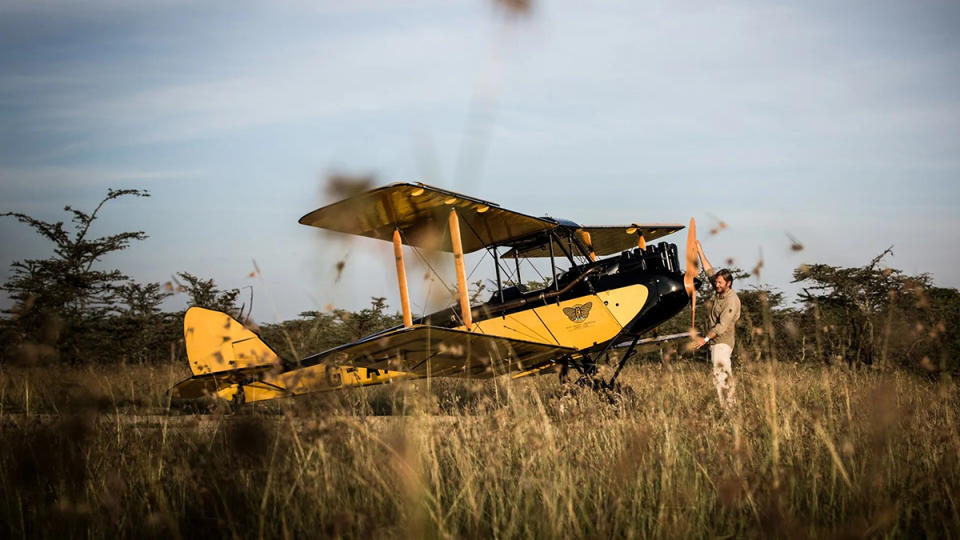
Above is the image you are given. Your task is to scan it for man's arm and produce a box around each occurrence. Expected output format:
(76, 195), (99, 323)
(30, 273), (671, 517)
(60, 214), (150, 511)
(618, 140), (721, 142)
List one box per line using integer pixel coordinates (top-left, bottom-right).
(696, 318), (725, 349)
(694, 242), (717, 349)
(696, 327), (720, 349)
(697, 241), (715, 278)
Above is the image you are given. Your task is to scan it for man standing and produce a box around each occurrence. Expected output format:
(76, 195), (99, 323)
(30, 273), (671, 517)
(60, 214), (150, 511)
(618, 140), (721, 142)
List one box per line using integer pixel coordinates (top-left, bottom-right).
(694, 241), (741, 408)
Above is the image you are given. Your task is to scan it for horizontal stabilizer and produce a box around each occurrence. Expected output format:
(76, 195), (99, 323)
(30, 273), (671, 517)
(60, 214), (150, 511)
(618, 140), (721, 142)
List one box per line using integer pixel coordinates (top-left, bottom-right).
(170, 365), (277, 400)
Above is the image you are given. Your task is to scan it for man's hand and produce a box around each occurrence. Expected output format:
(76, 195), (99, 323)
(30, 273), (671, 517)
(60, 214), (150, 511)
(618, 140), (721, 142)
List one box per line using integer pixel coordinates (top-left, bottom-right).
(695, 336), (707, 349)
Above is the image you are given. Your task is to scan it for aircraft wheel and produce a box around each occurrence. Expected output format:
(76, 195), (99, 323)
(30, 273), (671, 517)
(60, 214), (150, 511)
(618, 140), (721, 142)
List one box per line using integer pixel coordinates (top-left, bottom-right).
(228, 385), (246, 413)
(573, 375), (602, 391)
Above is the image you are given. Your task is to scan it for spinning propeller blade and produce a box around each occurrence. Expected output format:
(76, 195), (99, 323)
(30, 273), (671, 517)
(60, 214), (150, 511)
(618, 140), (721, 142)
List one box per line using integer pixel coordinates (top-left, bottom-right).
(683, 217), (698, 332)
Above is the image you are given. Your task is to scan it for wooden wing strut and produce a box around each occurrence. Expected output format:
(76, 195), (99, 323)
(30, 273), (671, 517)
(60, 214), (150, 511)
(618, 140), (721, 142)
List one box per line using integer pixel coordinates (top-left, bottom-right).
(449, 209), (472, 329)
(393, 228), (413, 327)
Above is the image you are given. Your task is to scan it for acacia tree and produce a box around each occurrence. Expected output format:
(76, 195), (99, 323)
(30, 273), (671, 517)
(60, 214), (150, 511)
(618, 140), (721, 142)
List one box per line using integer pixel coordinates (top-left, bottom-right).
(792, 247), (959, 370)
(1, 189), (151, 363)
(114, 281), (171, 318)
(173, 272), (241, 314)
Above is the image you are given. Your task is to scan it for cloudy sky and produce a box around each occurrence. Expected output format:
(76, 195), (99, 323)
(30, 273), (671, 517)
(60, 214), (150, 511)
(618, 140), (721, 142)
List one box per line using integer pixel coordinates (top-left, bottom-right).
(1, 0), (958, 322)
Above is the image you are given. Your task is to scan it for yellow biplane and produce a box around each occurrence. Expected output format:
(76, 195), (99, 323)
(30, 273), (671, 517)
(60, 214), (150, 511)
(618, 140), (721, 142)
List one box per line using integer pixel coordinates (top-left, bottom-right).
(171, 183), (702, 406)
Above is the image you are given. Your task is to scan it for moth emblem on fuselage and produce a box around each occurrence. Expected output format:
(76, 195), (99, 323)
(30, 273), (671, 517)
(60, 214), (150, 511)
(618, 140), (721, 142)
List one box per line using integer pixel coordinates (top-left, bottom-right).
(562, 301), (593, 323)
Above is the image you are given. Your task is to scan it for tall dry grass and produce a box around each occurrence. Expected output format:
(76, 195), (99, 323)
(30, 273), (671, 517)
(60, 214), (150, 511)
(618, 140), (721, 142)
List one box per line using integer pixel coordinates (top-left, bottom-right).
(1, 360), (958, 538)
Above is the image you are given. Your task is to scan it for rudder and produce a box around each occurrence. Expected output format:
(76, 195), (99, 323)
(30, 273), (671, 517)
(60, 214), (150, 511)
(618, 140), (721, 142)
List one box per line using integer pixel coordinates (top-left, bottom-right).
(184, 306), (280, 375)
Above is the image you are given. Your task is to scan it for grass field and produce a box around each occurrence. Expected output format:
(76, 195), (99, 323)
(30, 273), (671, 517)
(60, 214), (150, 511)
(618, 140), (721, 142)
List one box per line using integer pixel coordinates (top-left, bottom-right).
(1, 360), (958, 538)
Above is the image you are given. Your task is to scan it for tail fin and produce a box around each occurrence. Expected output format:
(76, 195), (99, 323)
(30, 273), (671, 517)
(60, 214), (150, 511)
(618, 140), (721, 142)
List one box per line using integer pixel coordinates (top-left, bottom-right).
(184, 306), (279, 375)
(170, 307), (282, 401)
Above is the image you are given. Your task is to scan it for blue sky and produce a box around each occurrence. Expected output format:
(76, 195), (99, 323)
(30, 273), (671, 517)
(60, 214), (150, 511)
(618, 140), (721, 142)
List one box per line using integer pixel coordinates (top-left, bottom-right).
(1, 0), (959, 322)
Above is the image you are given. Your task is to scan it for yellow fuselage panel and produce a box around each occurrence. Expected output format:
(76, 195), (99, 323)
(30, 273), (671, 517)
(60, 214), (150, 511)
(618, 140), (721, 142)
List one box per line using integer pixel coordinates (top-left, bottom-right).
(532, 294), (623, 349)
(468, 308), (558, 345)
(276, 364), (409, 394)
(596, 285), (649, 327)
(458, 285), (649, 350)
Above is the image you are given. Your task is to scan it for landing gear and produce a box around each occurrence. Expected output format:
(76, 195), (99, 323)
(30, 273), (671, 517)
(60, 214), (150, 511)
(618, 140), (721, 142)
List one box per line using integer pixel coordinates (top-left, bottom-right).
(555, 368), (635, 408)
(558, 332), (643, 400)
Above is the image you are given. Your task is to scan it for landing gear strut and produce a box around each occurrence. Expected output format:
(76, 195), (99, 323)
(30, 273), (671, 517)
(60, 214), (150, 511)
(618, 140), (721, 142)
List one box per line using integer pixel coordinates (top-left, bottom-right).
(557, 332), (642, 405)
(561, 332), (643, 391)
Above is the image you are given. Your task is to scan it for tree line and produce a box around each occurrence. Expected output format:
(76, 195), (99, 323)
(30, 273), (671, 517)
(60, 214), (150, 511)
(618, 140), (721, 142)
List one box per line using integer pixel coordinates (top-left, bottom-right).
(1, 190), (956, 373)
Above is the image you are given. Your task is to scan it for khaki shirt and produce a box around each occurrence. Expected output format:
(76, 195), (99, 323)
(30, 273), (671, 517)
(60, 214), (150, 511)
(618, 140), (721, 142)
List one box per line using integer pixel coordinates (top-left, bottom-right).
(706, 268), (741, 348)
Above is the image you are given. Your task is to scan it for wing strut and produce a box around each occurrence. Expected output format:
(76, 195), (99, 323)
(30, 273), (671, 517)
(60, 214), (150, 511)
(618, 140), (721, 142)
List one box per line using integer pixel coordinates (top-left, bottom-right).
(492, 247), (504, 303)
(576, 230), (598, 262)
(449, 209), (473, 329)
(393, 228), (413, 327)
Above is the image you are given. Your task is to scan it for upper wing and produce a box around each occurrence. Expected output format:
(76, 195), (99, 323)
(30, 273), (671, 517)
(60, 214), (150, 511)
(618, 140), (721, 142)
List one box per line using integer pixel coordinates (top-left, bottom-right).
(294, 325), (575, 379)
(298, 182), (556, 253)
(503, 224), (684, 258)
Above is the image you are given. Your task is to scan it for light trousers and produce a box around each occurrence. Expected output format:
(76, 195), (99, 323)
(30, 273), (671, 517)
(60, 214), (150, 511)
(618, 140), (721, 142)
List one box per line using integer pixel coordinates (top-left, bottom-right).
(710, 343), (736, 408)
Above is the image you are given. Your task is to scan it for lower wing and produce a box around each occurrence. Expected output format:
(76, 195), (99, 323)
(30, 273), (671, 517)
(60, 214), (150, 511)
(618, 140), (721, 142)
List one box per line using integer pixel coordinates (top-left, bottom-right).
(294, 325), (576, 379)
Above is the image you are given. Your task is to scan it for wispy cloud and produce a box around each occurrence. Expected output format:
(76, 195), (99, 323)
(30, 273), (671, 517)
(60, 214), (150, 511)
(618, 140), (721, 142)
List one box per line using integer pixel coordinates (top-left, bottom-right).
(0, 166), (204, 189)
(1, 2), (485, 148)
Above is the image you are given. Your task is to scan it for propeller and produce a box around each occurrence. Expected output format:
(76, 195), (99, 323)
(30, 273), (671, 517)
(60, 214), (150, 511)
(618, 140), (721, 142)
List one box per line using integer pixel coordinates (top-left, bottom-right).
(683, 217), (698, 333)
